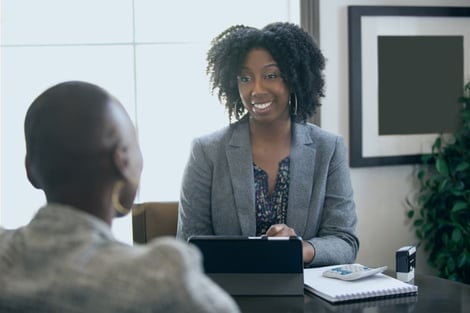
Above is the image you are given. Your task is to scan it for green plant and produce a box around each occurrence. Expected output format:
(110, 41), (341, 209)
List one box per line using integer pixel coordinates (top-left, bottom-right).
(407, 82), (470, 284)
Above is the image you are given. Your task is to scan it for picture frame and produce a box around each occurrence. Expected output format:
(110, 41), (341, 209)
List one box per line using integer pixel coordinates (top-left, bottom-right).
(348, 6), (470, 167)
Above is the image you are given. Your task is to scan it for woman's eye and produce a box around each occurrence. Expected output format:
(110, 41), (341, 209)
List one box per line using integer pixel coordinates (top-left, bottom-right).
(237, 75), (252, 84)
(265, 72), (279, 80)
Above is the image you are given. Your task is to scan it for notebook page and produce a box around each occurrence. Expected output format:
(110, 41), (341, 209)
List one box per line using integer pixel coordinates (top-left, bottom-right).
(304, 264), (418, 303)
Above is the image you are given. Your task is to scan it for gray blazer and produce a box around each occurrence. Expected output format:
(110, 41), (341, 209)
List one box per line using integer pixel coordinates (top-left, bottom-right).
(177, 118), (359, 266)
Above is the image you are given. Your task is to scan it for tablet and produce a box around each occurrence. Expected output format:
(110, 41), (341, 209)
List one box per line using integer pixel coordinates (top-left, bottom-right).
(188, 235), (304, 296)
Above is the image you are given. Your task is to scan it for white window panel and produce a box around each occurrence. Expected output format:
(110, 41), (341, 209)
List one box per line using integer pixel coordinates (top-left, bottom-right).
(135, 0), (299, 43)
(1, 45), (135, 243)
(135, 43), (227, 202)
(1, 0), (133, 45)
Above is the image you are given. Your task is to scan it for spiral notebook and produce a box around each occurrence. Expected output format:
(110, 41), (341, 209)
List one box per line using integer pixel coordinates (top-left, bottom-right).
(318, 294), (418, 312)
(304, 264), (418, 303)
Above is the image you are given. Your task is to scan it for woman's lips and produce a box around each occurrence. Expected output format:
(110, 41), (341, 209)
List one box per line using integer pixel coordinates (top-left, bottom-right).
(251, 101), (272, 111)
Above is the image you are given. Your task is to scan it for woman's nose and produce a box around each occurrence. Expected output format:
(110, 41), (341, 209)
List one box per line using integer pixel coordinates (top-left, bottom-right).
(251, 78), (266, 96)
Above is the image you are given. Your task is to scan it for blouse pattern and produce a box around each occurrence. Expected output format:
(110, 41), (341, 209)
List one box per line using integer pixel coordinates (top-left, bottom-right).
(254, 156), (290, 236)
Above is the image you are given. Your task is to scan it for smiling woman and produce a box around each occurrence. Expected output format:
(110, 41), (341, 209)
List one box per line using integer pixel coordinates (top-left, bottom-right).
(177, 22), (359, 268)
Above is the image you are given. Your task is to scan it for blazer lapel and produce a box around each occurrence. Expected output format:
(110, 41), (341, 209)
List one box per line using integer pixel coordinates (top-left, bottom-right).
(226, 121), (256, 235)
(288, 123), (315, 233)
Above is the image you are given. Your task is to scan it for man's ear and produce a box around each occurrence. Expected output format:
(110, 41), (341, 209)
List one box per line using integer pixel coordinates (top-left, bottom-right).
(25, 156), (41, 189)
(113, 144), (132, 182)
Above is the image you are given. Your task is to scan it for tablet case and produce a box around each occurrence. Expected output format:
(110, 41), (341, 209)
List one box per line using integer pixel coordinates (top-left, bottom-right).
(188, 235), (304, 296)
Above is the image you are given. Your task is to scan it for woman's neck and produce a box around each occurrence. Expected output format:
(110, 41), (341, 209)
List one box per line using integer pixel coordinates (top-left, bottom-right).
(249, 117), (292, 145)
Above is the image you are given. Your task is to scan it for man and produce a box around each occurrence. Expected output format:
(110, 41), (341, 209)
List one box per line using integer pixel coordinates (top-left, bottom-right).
(0, 81), (239, 313)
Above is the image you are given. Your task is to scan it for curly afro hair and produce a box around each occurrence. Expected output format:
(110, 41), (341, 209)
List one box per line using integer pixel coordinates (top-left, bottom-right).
(207, 22), (325, 123)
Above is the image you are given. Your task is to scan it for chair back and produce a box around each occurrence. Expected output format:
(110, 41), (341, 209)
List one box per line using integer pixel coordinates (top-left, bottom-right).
(132, 201), (179, 243)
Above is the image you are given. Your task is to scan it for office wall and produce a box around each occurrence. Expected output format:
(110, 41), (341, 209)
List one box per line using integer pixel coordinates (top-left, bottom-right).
(318, 0), (470, 275)
(0, 0), (299, 242)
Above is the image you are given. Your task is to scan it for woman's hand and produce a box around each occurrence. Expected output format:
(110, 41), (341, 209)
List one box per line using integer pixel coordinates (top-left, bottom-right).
(265, 223), (295, 237)
(266, 224), (315, 264)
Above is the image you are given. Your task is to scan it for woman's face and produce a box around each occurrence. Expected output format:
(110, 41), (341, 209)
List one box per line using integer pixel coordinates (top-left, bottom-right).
(237, 48), (290, 124)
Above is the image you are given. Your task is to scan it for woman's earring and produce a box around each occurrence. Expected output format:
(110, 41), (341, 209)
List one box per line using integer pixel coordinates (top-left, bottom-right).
(112, 180), (130, 216)
(290, 93), (298, 116)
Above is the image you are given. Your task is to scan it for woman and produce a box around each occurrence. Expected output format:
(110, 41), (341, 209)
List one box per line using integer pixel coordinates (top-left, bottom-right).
(0, 81), (239, 313)
(177, 22), (359, 267)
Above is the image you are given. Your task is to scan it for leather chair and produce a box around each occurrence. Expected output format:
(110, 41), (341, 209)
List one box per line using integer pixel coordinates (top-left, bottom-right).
(132, 201), (179, 243)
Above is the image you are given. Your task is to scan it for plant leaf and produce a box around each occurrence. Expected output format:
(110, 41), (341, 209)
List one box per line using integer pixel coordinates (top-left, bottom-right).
(407, 210), (414, 218)
(438, 179), (449, 192)
(452, 228), (462, 243)
(432, 137), (442, 151)
(451, 201), (468, 214)
(457, 250), (469, 268)
(455, 162), (469, 172)
(435, 157), (449, 176)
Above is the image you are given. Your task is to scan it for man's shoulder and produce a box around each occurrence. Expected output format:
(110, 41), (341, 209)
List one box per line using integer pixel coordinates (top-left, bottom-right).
(115, 238), (240, 312)
(0, 226), (8, 237)
(127, 237), (202, 272)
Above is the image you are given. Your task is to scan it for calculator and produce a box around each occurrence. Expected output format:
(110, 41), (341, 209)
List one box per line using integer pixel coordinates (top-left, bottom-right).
(322, 264), (388, 281)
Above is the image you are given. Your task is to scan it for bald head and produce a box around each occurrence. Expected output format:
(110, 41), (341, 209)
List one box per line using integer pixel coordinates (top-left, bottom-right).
(25, 81), (142, 207)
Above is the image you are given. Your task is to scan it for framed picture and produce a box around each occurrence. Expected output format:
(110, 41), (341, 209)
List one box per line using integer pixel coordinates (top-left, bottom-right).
(348, 6), (470, 167)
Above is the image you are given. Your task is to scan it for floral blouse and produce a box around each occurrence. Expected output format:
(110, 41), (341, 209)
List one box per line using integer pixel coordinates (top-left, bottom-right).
(254, 156), (290, 236)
